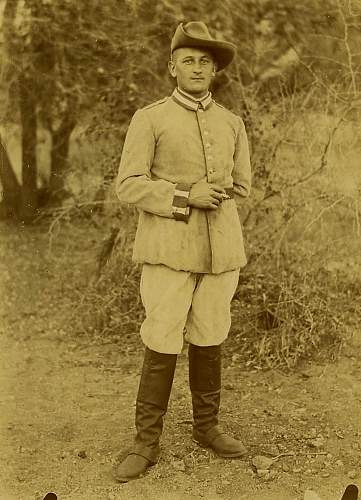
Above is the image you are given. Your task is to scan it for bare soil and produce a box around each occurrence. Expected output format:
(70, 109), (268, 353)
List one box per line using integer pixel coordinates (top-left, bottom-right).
(0, 221), (360, 500)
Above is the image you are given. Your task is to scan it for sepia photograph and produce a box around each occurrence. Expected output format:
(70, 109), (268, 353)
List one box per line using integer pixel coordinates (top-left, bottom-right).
(0, 1), (360, 499)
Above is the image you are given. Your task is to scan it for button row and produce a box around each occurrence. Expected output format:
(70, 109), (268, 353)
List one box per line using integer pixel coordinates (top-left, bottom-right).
(197, 111), (215, 178)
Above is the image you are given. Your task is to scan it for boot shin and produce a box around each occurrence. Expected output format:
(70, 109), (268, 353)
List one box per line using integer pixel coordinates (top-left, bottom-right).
(134, 347), (177, 451)
(188, 344), (222, 434)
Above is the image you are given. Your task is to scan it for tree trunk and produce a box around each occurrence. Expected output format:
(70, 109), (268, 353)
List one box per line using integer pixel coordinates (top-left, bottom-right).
(48, 115), (75, 204)
(2, 0), (18, 46)
(19, 73), (38, 223)
(0, 135), (21, 219)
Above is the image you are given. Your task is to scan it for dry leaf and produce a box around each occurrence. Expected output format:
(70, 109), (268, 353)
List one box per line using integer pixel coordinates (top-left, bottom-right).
(252, 455), (274, 470)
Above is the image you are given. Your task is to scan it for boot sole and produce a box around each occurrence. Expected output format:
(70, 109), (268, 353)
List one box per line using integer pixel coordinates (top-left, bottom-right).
(113, 466), (152, 483)
(192, 438), (248, 458)
(114, 474), (144, 483)
(112, 461), (155, 483)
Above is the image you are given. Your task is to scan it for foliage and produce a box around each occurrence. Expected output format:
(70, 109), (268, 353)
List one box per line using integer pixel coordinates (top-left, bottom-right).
(64, 78), (361, 369)
(5, 0), (360, 133)
(2, 0), (361, 366)
(67, 208), (359, 370)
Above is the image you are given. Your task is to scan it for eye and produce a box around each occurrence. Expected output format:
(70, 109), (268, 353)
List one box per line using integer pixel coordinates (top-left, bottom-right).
(201, 59), (211, 65)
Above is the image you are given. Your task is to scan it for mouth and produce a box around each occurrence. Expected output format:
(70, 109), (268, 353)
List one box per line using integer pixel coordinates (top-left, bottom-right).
(191, 78), (204, 82)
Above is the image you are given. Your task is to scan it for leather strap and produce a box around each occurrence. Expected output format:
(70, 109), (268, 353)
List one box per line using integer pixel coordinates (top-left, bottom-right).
(129, 443), (159, 464)
(193, 424), (228, 446)
(202, 425), (227, 444)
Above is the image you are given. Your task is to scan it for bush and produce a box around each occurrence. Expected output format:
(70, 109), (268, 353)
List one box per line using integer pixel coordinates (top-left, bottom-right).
(55, 79), (360, 370)
(46, 0), (361, 369)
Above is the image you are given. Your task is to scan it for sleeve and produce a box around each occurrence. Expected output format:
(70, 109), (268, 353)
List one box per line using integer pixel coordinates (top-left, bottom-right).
(232, 117), (252, 208)
(115, 109), (191, 222)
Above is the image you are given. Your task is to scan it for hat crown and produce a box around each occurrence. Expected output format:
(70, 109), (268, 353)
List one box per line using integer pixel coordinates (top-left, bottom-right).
(170, 20), (236, 71)
(182, 21), (212, 41)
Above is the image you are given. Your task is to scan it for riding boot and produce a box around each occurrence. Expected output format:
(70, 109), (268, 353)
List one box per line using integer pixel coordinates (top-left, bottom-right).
(188, 343), (247, 458)
(113, 347), (177, 482)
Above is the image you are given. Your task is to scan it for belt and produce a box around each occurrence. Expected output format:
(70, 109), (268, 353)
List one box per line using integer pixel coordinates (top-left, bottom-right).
(221, 187), (234, 201)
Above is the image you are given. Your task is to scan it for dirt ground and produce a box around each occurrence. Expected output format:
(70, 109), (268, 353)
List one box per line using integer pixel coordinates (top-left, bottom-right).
(0, 221), (360, 500)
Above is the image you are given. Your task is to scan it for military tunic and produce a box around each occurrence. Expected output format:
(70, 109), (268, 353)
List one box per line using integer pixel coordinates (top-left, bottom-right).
(116, 88), (251, 275)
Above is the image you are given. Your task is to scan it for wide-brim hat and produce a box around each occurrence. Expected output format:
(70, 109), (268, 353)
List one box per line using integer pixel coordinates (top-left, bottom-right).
(171, 21), (236, 71)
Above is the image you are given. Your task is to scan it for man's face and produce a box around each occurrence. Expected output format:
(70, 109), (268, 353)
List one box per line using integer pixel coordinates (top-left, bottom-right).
(168, 47), (216, 98)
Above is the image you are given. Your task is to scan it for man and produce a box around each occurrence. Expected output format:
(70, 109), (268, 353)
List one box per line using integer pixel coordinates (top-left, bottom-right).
(114, 21), (251, 482)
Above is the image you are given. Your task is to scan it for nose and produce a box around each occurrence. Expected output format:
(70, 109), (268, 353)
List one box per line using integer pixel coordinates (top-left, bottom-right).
(192, 62), (203, 73)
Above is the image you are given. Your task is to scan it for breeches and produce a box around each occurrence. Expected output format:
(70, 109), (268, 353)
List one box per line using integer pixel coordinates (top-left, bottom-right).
(139, 264), (240, 354)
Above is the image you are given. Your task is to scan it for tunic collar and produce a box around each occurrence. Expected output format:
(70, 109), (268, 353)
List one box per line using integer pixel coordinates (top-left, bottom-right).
(172, 87), (213, 111)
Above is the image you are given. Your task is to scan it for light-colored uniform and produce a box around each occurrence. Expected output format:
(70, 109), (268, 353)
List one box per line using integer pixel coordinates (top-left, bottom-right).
(116, 88), (251, 353)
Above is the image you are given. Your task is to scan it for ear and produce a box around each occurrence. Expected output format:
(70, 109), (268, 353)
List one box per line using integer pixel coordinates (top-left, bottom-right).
(212, 63), (217, 76)
(168, 59), (177, 78)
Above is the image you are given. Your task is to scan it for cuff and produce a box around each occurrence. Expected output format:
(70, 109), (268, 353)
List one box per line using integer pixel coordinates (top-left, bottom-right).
(172, 183), (191, 222)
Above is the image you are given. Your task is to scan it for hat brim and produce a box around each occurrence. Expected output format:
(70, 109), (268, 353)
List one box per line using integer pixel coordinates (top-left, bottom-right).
(171, 29), (236, 71)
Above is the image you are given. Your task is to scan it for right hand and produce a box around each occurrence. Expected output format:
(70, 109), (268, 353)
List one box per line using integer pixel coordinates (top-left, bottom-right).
(188, 180), (226, 210)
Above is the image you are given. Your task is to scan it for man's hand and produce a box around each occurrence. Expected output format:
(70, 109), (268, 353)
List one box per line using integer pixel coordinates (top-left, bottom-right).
(188, 180), (226, 210)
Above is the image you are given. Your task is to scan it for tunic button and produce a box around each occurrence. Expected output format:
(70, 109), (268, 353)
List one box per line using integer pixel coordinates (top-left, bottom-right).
(204, 130), (209, 135)
(205, 143), (211, 148)
(209, 169), (214, 174)
(207, 155), (213, 161)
